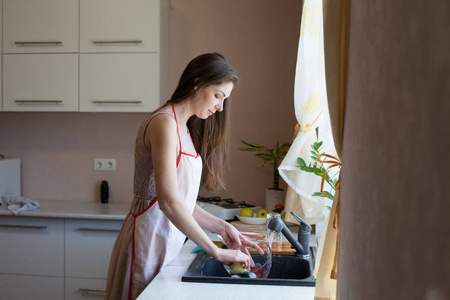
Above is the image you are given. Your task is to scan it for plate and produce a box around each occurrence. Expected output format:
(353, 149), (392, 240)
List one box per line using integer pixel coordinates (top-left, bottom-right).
(236, 215), (267, 225)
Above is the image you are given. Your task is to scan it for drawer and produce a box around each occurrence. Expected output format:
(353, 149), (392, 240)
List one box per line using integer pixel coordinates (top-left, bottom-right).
(0, 273), (64, 300)
(65, 219), (122, 278)
(0, 216), (64, 276)
(65, 278), (107, 300)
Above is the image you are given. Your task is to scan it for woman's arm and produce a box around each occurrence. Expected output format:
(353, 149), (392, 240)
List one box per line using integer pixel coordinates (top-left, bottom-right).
(193, 204), (263, 255)
(147, 114), (254, 268)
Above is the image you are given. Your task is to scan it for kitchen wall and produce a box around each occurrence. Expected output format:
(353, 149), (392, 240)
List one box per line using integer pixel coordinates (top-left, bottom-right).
(338, 0), (450, 299)
(0, 0), (302, 205)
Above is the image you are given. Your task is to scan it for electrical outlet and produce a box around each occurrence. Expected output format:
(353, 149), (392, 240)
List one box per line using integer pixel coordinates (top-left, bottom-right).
(94, 159), (103, 170)
(94, 158), (116, 171)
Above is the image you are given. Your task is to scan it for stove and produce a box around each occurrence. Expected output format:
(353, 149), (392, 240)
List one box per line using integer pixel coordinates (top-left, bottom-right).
(196, 196), (261, 221)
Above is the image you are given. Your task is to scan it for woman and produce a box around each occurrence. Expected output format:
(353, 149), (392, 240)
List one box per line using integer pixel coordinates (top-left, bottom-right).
(105, 53), (262, 300)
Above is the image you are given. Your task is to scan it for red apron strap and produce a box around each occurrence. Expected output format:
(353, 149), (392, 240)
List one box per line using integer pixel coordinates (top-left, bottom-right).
(128, 215), (136, 300)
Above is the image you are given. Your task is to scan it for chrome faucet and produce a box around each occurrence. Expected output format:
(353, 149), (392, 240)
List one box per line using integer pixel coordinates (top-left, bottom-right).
(267, 212), (312, 258)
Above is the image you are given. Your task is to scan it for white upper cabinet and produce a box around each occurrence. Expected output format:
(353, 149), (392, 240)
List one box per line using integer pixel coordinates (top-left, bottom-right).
(2, 0), (79, 53)
(0, 59), (2, 111)
(0, 0), (161, 112)
(3, 54), (79, 112)
(80, 0), (160, 53)
(0, 1), (2, 111)
(80, 53), (160, 112)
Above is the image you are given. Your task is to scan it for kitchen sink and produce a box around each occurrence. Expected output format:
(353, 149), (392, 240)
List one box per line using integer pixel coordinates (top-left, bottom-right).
(182, 249), (316, 286)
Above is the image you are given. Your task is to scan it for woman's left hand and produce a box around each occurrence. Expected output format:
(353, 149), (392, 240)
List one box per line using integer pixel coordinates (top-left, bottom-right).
(220, 224), (264, 267)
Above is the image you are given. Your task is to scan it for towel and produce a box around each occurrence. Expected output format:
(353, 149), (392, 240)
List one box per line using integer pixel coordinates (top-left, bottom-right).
(0, 195), (40, 215)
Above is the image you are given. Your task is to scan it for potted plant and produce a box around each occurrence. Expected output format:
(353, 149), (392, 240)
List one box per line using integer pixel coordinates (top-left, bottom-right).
(240, 140), (291, 209)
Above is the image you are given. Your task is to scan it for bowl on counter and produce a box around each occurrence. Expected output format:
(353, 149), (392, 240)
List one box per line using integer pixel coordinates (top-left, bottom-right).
(236, 215), (267, 225)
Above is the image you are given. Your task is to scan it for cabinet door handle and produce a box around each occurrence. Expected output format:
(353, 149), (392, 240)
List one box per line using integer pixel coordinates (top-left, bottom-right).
(92, 100), (142, 104)
(15, 41), (63, 45)
(15, 100), (63, 104)
(0, 224), (47, 230)
(77, 227), (120, 232)
(92, 40), (142, 44)
(78, 288), (106, 293)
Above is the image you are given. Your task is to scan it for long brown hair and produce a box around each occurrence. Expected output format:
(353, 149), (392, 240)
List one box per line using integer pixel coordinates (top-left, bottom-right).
(166, 53), (237, 191)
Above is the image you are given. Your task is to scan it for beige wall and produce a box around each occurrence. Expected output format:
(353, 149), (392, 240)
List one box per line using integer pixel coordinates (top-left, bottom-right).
(338, 0), (450, 299)
(0, 0), (301, 206)
(168, 0), (301, 203)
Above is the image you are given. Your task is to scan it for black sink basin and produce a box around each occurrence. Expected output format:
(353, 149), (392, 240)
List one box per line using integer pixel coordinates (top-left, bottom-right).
(182, 249), (316, 286)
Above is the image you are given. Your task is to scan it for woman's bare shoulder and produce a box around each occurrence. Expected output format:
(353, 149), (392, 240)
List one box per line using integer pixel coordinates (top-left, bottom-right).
(148, 113), (176, 133)
(144, 112), (177, 150)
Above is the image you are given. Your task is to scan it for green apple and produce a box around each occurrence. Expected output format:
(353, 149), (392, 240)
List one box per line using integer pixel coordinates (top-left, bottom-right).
(240, 208), (254, 217)
(230, 262), (248, 275)
(256, 209), (269, 218)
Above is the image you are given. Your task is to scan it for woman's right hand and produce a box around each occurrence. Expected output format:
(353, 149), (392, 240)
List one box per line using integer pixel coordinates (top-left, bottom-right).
(212, 248), (253, 270)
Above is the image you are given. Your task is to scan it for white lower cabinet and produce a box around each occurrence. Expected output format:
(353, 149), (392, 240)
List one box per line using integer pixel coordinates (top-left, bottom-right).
(65, 219), (121, 278)
(0, 216), (64, 276)
(65, 219), (121, 299)
(0, 216), (64, 300)
(65, 278), (107, 300)
(0, 274), (64, 300)
(0, 216), (122, 300)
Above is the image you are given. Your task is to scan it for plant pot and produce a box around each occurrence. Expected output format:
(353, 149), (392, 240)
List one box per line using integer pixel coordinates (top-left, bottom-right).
(265, 188), (285, 210)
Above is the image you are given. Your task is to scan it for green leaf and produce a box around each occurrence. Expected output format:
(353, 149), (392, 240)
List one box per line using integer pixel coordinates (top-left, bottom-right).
(239, 147), (262, 152)
(312, 192), (325, 197)
(297, 157), (306, 167)
(323, 191), (334, 199)
(313, 141), (322, 151)
(240, 140), (265, 149)
(281, 142), (292, 150)
(313, 169), (322, 176)
(317, 141), (323, 148)
(303, 166), (314, 172)
(273, 143), (280, 160)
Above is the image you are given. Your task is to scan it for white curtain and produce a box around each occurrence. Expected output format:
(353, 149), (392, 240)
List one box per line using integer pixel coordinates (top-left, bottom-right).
(279, 0), (336, 229)
(280, 0), (349, 299)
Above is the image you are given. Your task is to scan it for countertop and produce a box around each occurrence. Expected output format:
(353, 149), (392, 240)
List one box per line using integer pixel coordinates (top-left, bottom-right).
(0, 199), (130, 220)
(0, 200), (316, 298)
(137, 231), (316, 300)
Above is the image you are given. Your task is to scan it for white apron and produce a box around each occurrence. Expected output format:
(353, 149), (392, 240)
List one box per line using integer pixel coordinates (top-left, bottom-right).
(105, 104), (202, 300)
